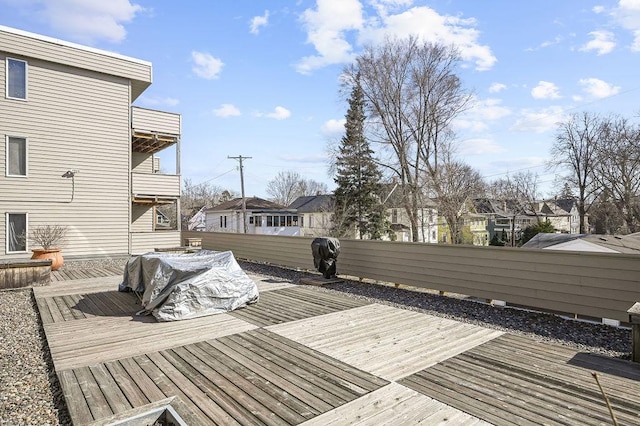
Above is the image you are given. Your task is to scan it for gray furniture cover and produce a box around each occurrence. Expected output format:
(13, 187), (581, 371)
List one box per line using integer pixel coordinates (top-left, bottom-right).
(119, 250), (259, 321)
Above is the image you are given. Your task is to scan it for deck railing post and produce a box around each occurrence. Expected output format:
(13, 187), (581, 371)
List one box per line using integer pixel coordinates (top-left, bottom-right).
(628, 302), (640, 363)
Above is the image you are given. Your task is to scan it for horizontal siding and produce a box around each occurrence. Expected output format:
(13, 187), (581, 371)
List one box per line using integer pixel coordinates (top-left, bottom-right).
(131, 173), (180, 197)
(131, 231), (181, 255)
(131, 204), (153, 232)
(0, 27), (151, 99)
(0, 53), (130, 257)
(196, 232), (640, 322)
(131, 106), (181, 135)
(132, 153), (153, 173)
(200, 232), (315, 270)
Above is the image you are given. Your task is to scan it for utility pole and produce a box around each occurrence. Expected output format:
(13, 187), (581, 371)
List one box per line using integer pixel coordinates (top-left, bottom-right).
(228, 155), (251, 233)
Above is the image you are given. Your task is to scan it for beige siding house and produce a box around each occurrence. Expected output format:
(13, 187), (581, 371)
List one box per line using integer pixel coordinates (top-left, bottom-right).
(1, 25), (181, 259)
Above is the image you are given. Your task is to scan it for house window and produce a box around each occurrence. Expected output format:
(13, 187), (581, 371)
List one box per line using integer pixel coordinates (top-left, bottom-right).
(6, 136), (27, 177)
(249, 217), (254, 225)
(7, 58), (27, 100)
(392, 209), (398, 223)
(431, 230), (436, 241)
(219, 215), (227, 228)
(254, 215), (261, 226)
(300, 216), (304, 227)
(6, 213), (27, 253)
(309, 215), (314, 228)
(266, 216), (273, 227)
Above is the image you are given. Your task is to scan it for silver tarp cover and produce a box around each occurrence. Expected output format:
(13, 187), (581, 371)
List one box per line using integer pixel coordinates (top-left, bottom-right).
(119, 250), (259, 321)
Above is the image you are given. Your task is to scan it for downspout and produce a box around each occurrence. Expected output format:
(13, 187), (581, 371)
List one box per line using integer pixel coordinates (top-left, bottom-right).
(176, 115), (182, 235)
(127, 97), (132, 256)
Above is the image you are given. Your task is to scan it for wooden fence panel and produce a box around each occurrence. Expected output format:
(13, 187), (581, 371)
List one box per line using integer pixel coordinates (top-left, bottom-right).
(185, 231), (640, 322)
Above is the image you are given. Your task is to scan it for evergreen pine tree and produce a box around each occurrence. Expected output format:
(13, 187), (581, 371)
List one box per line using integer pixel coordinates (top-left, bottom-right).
(333, 75), (391, 239)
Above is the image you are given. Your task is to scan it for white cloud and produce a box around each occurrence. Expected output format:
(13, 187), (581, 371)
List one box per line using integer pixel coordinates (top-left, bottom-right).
(455, 97), (511, 133)
(213, 104), (241, 117)
(5, 0), (144, 43)
(593, 5), (606, 14)
(322, 118), (346, 135)
(459, 138), (506, 156)
(531, 81), (561, 99)
(578, 77), (621, 98)
(359, 6), (496, 71)
(488, 83), (507, 93)
(138, 96), (179, 107)
(296, 0), (364, 74)
(611, 0), (640, 51)
(257, 106), (292, 120)
(579, 30), (616, 55)
(510, 106), (566, 134)
(191, 51), (224, 79)
(296, 1), (496, 73)
(526, 35), (564, 51)
(250, 10), (269, 34)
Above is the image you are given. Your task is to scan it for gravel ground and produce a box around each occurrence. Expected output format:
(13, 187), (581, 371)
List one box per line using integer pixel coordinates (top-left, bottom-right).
(0, 258), (632, 425)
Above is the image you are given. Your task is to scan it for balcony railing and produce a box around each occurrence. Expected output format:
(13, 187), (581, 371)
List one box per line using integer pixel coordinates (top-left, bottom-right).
(131, 172), (180, 199)
(131, 106), (181, 135)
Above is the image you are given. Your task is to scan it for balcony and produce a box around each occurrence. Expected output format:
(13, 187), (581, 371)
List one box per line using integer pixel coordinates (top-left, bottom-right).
(131, 106), (181, 154)
(131, 172), (179, 203)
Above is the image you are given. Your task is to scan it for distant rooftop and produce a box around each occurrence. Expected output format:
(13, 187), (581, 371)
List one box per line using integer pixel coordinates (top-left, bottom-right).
(523, 232), (640, 253)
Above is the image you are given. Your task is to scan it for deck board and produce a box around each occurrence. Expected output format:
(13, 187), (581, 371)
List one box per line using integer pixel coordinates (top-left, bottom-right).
(46, 312), (259, 371)
(34, 267), (640, 426)
(229, 286), (370, 327)
(300, 382), (491, 425)
(267, 303), (503, 381)
(399, 334), (640, 426)
(58, 329), (388, 425)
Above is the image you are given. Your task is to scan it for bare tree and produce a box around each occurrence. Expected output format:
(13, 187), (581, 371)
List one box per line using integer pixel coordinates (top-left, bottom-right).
(431, 159), (484, 244)
(594, 115), (640, 233)
(266, 171), (303, 206)
(266, 171), (328, 206)
(298, 179), (329, 197)
(173, 179), (237, 229)
(488, 171), (541, 246)
(348, 36), (472, 241)
(548, 112), (604, 233)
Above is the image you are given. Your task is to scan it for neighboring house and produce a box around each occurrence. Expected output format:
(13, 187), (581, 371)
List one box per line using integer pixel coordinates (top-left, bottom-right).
(155, 209), (172, 229)
(387, 205), (438, 243)
(382, 184), (438, 243)
(186, 206), (207, 231)
(1, 25), (182, 258)
(289, 195), (334, 238)
(540, 198), (582, 234)
(205, 197), (302, 236)
(471, 198), (537, 244)
(522, 232), (640, 253)
(464, 213), (490, 246)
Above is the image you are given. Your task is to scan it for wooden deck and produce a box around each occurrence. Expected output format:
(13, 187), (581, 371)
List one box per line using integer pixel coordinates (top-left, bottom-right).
(33, 272), (640, 425)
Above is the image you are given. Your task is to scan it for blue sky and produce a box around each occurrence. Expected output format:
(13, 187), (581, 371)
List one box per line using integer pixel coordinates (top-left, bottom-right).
(2, 0), (640, 199)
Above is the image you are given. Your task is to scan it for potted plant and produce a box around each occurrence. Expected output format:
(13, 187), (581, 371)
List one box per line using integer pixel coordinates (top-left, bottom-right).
(27, 225), (67, 271)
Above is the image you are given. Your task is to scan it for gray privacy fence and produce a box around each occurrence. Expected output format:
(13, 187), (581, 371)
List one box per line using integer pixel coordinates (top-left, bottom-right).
(182, 231), (640, 322)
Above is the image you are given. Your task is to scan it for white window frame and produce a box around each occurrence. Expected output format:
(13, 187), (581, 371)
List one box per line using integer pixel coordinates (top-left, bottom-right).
(6, 135), (28, 177)
(6, 57), (28, 100)
(6, 212), (28, 254)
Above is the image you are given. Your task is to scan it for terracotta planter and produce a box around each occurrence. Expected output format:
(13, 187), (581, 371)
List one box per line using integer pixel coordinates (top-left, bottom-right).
(31, 249), (64, 271)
